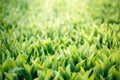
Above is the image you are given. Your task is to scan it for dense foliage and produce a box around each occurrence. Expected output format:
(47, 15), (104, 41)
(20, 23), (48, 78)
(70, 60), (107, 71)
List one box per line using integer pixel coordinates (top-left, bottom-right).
(0, 0), (120, 80)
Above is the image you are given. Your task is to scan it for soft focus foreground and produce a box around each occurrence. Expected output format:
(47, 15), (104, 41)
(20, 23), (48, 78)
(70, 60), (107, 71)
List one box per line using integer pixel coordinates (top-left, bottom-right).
(0, 0), (120, 80)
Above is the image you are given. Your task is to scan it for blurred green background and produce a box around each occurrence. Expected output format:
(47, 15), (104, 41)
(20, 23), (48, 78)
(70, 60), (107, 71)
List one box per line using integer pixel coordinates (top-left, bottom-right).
(0, 0), (120, 30)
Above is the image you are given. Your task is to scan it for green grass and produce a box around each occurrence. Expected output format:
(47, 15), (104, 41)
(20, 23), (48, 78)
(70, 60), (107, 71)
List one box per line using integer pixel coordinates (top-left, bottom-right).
(0, 0), (120, 80)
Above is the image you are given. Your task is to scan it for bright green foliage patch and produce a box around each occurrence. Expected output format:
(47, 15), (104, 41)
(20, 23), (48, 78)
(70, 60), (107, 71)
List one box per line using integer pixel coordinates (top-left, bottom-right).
(0, 0), (120, 80)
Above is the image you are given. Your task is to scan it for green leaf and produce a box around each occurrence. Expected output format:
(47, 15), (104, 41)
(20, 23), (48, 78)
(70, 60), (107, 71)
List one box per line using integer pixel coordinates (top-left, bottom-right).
(66, 64), (71, 77)
(0, 70), (2, 80)
(109, 50), (120, 65)
(95, 58), (104, 71)
(4, 72), (18, 80)
(16, 54), (28, 66)
(71, 72), (77, 80)
(107, 65), (120, 80)
(81, 69), (93, 80)
(75, 60), (85, 71)
(2, 57), (16, 72)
